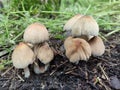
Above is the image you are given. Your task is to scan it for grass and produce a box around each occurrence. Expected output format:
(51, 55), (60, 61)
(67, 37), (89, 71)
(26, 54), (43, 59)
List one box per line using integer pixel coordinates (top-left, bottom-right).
(0, 0), (120, 69)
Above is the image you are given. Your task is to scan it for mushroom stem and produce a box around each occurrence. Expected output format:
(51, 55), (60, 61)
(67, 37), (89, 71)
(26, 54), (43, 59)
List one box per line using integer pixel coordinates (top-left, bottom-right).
(24, 67), (30, 78)
(34, 62), (41, 74)
(88, 35), (94, 41)
(44, 63), (49, 72)
(26, 43), (34, 48)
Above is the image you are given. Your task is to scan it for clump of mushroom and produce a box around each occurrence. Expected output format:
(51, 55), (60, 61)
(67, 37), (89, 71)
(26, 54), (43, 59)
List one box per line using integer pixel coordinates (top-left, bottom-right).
(64, 37), (91, 64)
(12, 42), (35, 78)
(23, 22), (54, 74)
(63, 14), (105, 63)
(12, 22), (54, 78)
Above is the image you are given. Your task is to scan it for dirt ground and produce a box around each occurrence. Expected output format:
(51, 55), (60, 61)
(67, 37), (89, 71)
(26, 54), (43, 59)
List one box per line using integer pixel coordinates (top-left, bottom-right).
(0, 32), (120, 90)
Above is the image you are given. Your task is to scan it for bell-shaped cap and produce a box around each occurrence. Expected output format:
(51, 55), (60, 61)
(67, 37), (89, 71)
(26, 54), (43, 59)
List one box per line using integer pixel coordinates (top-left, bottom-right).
(88, 36), (105, 56)
(63, 14), (83, 31)
(71, 15), (99, 40)
(64, 37), (91, 63)
(12, 42), (35, 69)
(23, 23), (49, 44)
(34, 42), (54, 64)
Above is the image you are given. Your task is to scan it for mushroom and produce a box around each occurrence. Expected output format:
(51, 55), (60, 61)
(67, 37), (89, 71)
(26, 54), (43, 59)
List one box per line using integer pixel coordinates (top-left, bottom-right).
(64, 37), (91, 64)
(71, 15), (99, 40)
(88, 36), (105, 56)
(12, 42), (35, 78)
(63, 14), (83, 37)
(33, 42), (54, 74)
(63, 14), (83, 31)
(23, 22), (49, 45)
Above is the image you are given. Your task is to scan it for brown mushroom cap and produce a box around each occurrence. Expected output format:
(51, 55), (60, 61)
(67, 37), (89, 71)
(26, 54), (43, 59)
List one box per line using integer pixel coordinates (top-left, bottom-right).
(34, 42), (54, 64)
(23, 23), (49, 44)
(64, 37), (91, 63)
(63, 14), (83, 31)
(71, 15), (99, 40)
(88, 36), (105, 56)
(12, 42), (35, 69)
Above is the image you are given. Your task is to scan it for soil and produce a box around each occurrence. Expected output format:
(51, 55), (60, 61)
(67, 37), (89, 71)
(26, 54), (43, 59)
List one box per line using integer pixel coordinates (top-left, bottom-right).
(0, 32), (120, 90)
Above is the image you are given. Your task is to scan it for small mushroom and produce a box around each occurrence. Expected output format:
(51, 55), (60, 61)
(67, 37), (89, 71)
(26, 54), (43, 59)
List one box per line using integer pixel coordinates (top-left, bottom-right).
(88, 36), (105, 56)
(23, 22), (49, 45)
(12, 42), (35, 78)
(33, 42), (54, 74)
(64, 37), (91, 64)
(71, 15), (99, 40)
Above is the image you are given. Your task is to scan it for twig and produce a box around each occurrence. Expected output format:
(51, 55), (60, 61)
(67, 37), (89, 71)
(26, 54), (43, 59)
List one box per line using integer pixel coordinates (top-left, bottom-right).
(97, 77), (111, 90)
(1, 66), (14, 76)
(65, 67), (76, 74)
(2, 75), (13, 88)
(65, 70), (73, 74)
(84, 64), (88, 80)
(78, 66), (88, 80)
(50, 69), (57, 76)
(95, 57), (109, 63)
(109, 63), (120, 67)
(17, 74), (24, 82)
(97, 63), (110, 81)
(50, 61), (68, 75)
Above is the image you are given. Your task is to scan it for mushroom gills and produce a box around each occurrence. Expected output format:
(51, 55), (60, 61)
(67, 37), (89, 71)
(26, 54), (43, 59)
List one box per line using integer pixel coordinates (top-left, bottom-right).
(33, 59), (49, 74)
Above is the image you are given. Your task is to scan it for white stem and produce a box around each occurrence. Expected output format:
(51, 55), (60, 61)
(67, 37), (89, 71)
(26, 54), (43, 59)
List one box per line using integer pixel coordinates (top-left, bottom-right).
(75, 61), (79, 64)
(44, 63), (49, 72)
(88, 35), (94, 40)
(24, 67), (30, 78)
(34, 62), (41, 74)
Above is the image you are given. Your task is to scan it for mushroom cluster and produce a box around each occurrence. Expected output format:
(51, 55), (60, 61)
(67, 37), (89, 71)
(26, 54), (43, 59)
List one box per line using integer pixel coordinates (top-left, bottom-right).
(12, 23), (54, 78)
(64, 15), (105, 64)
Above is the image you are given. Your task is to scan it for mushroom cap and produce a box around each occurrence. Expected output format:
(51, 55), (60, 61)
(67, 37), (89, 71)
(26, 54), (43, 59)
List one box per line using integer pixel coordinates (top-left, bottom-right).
(12, 42), (35, 69)
(71, 15), (99, 38)
(34, 42), (54, 64)
(63, 14), (83, 31)
(23, 23), (49, 44)
(64, 37), (91, 63)
(88, 36), (105, 56)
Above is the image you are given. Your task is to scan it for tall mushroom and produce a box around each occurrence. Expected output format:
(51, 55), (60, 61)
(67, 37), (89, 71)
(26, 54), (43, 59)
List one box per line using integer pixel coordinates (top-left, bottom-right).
(64, 37), (91, 64)
(63, 14), (83, 37)
(23, 22), (53, 74)
(88, 36), (105, 56)
(63, 14), (83, 31)
(34, 42), (54, 74)
(12, 42), (35, 78)
(71, 15), (99, 40)
(23, 22), (49, 46)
